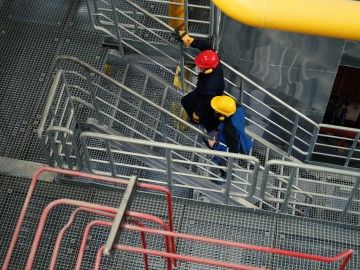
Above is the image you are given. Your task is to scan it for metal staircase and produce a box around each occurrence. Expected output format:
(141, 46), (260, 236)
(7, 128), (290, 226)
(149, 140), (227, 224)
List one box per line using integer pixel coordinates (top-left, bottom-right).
(85, 0), (360, 170)
(39, 55), (295, 209)
(1, 0), (360, 269)
(38, 54), (360, 224)
(35, 0), (359, 211)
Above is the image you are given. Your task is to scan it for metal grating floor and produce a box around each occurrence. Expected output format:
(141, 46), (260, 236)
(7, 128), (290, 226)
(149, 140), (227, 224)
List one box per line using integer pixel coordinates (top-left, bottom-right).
(0, 0), (107, 162)
(0, 172), (359, 269)
(0, 0), (359, 269)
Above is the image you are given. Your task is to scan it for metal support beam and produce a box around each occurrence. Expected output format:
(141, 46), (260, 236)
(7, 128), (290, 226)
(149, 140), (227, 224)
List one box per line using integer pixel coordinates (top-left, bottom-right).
(104, 175), (138, 256)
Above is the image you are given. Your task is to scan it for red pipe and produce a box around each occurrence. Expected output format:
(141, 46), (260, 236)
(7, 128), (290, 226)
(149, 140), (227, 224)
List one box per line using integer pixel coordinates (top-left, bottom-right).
(71, 210), (172, 270)
(128, 219), (149, 270)
(94, 244), (265, 270)
(51, 207), (113, 269)
(76, 219), (150, 270)
(3, 166), (175, 270)
(122, 224), (353, 266)
(4, 167), (354, 270)
(24, 199), (173, 270)
(76, 219), (154, 270)
(51, 207), (156, 270)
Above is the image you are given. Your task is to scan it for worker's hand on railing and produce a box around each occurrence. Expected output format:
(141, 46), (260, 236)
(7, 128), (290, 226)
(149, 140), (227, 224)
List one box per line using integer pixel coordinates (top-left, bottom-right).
(175, 29), (194, 47)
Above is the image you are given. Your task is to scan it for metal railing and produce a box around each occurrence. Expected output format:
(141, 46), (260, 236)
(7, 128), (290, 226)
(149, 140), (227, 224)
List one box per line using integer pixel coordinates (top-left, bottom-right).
(37, 56), (270, 206)
(4, 167), (354, 270)
(38, 56), (307, 210)
(85, 0), (319, 159)
(261, 160), (360, 223)
(38, 56), (360, 217)
(85, 0), (360, 170)
(37, 55), (206, 151)
(88, 0), (215, 38)
(309, 124), (360, 168)
(80, 132), (260, 201)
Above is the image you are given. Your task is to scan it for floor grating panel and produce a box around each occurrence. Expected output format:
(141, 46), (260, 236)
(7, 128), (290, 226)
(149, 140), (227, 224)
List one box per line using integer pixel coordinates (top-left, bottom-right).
(1, 173), (359, 269)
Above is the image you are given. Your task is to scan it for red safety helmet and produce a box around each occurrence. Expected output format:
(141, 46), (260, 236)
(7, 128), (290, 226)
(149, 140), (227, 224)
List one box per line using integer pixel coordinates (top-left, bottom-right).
(194, 50), (219, 69)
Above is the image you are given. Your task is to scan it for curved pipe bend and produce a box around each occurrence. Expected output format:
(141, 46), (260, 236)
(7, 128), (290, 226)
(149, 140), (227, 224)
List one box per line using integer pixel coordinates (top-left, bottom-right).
(212, 0), (360, 40)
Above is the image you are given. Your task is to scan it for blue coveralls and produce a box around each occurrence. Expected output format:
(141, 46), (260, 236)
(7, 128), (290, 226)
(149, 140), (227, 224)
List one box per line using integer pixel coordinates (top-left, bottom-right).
(213, 106), (253, 157)
(180, 39), (225, 132)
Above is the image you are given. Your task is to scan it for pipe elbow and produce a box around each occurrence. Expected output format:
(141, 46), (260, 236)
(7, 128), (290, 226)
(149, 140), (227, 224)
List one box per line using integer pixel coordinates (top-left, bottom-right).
(212, 0), (360, 41)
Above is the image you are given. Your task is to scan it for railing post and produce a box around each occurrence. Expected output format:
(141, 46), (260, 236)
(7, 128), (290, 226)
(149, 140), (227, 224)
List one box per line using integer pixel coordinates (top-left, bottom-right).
(306, 125), (319, 162)
(224, 157), (234, 205)
(280, 167), (298, 213)
(260, 162), (271, 199)
(159, 112), (167, 143)
(86, 72), (103, 124)
(110, 0), (124, 56)
(248, 159), (260, 198)
(72, 123), (83, 170)
(179, 43), (186, 95)
(166, 149), (174, 191)
(58, 131), (73, 170)
(106, 140), (117, 177)
(344, 131), (360, 167)
(340, 177), (360, 219)
(239, 77), (244, 105)
(184, 0), (189, 32)
(214, 6), (221, 51)
(209, 1), (215, 37)
(57, 73), (78, 169)
(80, 135), (94, 173)
(104, 175), (138, 256)
(86, 0), (97, 28)
(288, 115), (299, 156)
(48, 131), (63, 168)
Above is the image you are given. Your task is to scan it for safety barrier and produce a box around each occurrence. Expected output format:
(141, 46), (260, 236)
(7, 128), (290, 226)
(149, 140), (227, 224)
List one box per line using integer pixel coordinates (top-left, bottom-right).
(87, 0), (215, 39)
(85, 0), (322, 162)
(37, 56), (205, 169)
(80, 132), (260, 201)
(38, 56), (271, 207)
(85, 0), (360, 170)
(310, 124), (360, 169)
(262, 160), (360, 223)
(39, 56), (360, 214)
(2, 167), (354, 270)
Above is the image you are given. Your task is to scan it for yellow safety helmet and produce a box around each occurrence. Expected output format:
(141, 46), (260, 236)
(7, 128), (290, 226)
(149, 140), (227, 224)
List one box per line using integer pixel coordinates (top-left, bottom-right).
(211, 96), (236, 117)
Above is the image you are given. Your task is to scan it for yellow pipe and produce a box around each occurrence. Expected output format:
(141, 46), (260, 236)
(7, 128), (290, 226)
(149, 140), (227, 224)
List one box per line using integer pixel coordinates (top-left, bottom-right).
(212, 0), (360, 40)
(168, 0), (185, 30)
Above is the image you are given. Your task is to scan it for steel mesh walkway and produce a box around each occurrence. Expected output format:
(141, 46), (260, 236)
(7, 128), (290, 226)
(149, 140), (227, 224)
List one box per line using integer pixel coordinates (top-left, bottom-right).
(0, 0), (107, 162)
(0, 170), (359, 269)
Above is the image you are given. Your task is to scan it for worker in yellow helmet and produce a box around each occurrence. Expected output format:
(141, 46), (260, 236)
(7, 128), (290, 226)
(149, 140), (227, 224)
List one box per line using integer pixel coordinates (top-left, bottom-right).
(206, 95), (253, 158)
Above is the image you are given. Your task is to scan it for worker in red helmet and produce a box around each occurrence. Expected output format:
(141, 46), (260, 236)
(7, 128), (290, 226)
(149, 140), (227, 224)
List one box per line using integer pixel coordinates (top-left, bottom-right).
(177, 30), (225, 132)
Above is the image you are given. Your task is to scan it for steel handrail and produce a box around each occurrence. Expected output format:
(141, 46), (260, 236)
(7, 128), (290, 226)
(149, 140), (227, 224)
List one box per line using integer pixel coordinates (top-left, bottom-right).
(122, 0), (317, 127)
(261, 159), (360, 213)
(80, 131), (260, 162)
(53, 55), (208, 139)
(90, 0), (360, 164)
(101, 0), (319, 159)
(79, 132), (261, 199)
(319, 123), (360, 133)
